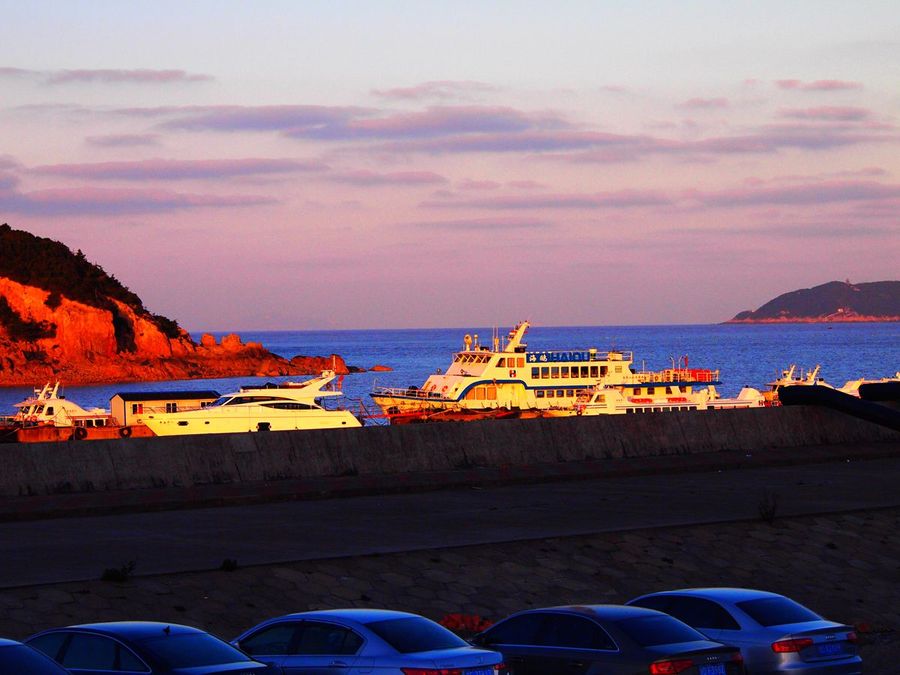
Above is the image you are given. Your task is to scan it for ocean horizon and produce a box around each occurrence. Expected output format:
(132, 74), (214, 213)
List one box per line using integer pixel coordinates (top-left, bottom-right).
(1, 322), (898, 416)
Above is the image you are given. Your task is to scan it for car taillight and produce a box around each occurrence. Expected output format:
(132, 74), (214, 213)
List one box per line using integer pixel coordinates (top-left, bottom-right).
(847, 631), (858, 643)
(494, 664), (506, 673)
(650, 659), (693, 674)
(730, 651), (744, 663)
(771, 637), (814, 653)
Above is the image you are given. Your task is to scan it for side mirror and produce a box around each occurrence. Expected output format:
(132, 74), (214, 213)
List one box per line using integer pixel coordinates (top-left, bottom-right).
(470, 634), (485, 646)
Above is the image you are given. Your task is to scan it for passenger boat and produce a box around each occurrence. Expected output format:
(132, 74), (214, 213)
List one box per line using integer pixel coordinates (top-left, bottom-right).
(370, 321), (753, 422)
(570, 383), (764, 416)
(140, 371), (362, 436)
(0, 382), (148, 442)
(764, 365), (900, 404)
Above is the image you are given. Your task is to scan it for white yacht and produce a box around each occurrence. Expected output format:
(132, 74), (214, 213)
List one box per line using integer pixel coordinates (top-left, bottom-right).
(141, 371), (362, 436)
(1, 382), (111, 429)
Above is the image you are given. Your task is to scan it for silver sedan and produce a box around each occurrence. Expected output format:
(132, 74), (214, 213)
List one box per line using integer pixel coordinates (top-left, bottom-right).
(627, 588), (861, 674)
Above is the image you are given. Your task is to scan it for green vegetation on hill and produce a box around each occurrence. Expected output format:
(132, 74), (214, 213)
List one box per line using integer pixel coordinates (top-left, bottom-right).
(0, 223), (182, 339)
(731, 280), (900, 321)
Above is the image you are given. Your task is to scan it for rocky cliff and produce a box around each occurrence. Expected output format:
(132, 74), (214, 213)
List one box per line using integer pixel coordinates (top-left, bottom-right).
(0, 224), (355, 385)
(727, 280), (900, 323)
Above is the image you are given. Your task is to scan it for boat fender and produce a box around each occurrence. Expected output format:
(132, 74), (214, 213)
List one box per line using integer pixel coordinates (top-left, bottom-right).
(119, 426), (132, 438)
(72, 427), (88, 441)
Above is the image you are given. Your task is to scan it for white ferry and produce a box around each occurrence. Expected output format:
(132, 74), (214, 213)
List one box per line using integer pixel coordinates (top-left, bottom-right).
(570, 383), (765, 416)
(141, 371), (362, 436)
(370, 321), (756, 422)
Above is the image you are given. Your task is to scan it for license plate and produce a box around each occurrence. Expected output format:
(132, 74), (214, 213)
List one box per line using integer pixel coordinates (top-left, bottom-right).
(818, 642), (844, 656)
(699, 664), (726, 675)
(466, 669), (493, 675)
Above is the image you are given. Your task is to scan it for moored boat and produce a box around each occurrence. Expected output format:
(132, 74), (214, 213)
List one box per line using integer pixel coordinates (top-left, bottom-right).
(141, 370), (362, 436)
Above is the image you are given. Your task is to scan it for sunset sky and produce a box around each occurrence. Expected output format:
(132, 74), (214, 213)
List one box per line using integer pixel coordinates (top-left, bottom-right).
(1, 1), (898, 330)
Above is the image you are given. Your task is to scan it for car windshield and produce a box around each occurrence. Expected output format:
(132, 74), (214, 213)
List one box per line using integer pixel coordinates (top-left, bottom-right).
(365, 617), (467, 654)
(617, 615), (706, 647)
(736, 597), (821, 627)
(139, 632), (249, 668)
(0, 645), (68, 674)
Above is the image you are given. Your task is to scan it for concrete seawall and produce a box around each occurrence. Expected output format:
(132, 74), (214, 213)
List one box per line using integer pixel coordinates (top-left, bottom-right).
(2, 406), (897, 499)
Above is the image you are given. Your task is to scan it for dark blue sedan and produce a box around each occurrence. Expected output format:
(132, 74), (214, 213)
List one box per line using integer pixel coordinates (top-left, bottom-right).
(26, 621), (272, 674)
(0, 638), (71, 674)
(232, 608), (504, 674)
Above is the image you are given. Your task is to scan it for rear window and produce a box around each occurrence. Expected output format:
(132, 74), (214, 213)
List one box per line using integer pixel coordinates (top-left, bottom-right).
(140, 633), (249, 668)
(365, 617), (467, 654)
(617, 615), (706, 647)
(736, 597), (820, 627)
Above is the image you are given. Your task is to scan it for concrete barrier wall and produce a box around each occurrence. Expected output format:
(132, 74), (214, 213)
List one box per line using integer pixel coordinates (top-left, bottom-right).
(1, 406), (897, 498)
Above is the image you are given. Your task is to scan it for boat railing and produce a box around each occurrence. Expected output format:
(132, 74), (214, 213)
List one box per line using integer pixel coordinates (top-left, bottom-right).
(633, 368), (720, 383)
(371, 385), (449, 400)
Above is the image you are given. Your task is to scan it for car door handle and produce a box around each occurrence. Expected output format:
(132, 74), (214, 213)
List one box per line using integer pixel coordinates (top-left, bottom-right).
(329, 660), (349, 667)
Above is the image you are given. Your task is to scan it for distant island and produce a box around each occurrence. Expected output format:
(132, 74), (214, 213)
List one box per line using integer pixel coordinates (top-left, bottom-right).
(726, 280), (900, 324)
(0, 224), (379, 386)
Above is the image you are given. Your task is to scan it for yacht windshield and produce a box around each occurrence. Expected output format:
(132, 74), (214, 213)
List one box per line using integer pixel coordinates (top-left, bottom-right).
(208, 397), (232, 407)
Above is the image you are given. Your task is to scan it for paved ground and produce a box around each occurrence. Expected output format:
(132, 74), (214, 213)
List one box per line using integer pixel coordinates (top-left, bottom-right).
(2, 456), (899, 587)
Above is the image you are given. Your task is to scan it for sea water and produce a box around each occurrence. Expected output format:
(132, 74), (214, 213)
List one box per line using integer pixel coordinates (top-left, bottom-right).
(1, 323), (897, 417)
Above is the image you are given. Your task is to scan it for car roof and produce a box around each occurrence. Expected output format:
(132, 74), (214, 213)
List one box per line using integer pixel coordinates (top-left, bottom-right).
(58, 622), (204, 639)
(0, 638), (23, 647)
(635, 588), (782, 602)
(516, 604), (666, 620)
(276, 609), (421, 624)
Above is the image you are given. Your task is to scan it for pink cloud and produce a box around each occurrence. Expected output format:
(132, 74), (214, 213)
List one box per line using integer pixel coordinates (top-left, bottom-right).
(372, 80), (497, 100)
(678, 97), (729, 110)
(458, 179), (501, 191)
(151, 105), (372, 132)
(31, 158), (327, 180)
(0, 67), (31, 77)
(327, 169), (446, 186)
(775, 79), (863, 91)
(423, 190), (672, 210)
(507, 180), (546, 190)
(413, 216), (551, 230)
(778, 106), (872, 121)
(0, 186), (274, 216)
(85, 133), (161, 148)
(696, 180), (900, 207)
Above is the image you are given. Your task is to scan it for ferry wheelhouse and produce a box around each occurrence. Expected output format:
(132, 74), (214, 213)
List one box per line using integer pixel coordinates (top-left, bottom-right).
(370, 322), (755, 422)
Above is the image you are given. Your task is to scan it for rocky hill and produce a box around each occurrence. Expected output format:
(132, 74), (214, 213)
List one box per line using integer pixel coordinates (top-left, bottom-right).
(727, 280), (900, 323)
(0, 224), (357, 385)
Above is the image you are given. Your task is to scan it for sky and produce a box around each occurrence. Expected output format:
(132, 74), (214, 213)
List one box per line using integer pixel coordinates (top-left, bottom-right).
(1, 1), (898, 330)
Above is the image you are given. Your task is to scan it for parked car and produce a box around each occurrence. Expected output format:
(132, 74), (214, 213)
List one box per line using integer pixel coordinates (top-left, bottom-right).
(471, 604), (744, 674)
(232, 608), (504, 674)
(0, 638), (71, 674)
(627, 588), (861, 674)
(26, 621), (273, 674)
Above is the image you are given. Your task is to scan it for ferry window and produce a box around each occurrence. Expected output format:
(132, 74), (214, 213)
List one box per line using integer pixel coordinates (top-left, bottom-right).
(566, 390), (575, 398)
(541, 367), (549, 379)
(46, 406), (54, 415)
(476, 387), (486, 399)
(561, 367), (569, 378)
(548, 367), (557, 378)
(634, 388), (642, 395)
(547, 390), (555, 398)
(582, 366), (590, 378)
(497, 358), (506, 367)
(626, 408), (634, 414)
(599, 395), (606, 403)
(615, 366), (622, 373)
(600, 366), (608, 376)
(536, 390), (545, 398)
(648, 387), (655, 395)
(486, 386), (497, 400)
(165, 402), (178, 413)
(131, 404), (144, 414)
(557, 390), (564, 398)
(531, 367), (540, 379)
(517, 358), (525, 368)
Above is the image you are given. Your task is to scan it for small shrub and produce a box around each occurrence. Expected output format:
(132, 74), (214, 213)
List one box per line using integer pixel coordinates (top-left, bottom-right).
(101, 560), (136, 582)
(758, 491), (779, 524)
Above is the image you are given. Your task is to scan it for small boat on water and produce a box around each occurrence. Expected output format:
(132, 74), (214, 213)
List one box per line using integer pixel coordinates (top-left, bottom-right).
(0, 382), (150, 442)
(764, 365), (900, 404)
(370, 321), (756, 422)
(141, 370), (362, 436)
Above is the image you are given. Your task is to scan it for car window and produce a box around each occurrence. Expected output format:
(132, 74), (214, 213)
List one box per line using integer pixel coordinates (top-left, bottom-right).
(26, 633), (68, 661)
(295, 622), (363, 656)
(538, 615), (616, 650)
(140, 632), (248, 668)
(61, 634), (117, 669)
(0, 644), (70, 674)
(630, 596), (672, 614)
(364, 617), (467, 654)
(481, 613), (546, 646)
(667, 597), (741, 631)
(118, 646), (147, 671)
(241, 623), (301, 656)
(736, 597), (821, 627)
(616, 615), (706, 647)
